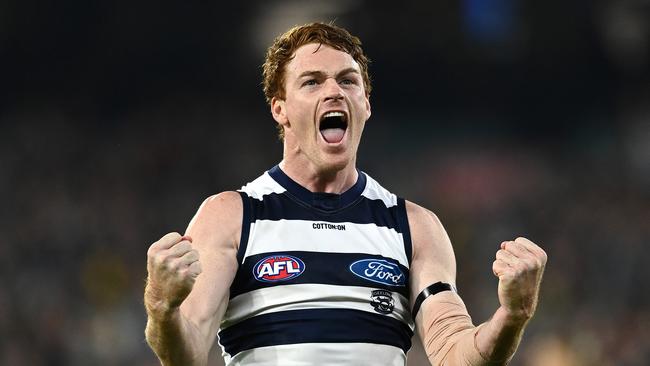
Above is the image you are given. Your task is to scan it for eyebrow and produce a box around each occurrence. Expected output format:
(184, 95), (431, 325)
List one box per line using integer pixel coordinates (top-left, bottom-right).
(297, 68), (360, 79)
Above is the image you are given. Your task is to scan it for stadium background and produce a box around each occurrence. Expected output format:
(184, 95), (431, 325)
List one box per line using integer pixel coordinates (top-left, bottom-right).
(1, 1), (649, 365)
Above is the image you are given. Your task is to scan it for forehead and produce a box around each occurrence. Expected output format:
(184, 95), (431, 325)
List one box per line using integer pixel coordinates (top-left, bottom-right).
(285, 43), (361, 78)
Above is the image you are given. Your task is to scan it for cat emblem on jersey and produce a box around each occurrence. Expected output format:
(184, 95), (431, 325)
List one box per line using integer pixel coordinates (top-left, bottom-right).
(370, 290), (395, 314)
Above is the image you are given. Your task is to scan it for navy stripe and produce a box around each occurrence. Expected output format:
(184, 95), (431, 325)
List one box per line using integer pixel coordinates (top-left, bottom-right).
(268, 165), (367, 210)
(236, 191), (251, 265)
(248, 193), (404, 233)
(218, 308), (413, 356)
(396, 198), (413, 266)
(230, 251), (410, 299)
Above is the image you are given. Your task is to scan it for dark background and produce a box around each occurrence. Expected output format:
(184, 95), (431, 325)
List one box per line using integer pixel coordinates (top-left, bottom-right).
(1, 1), (649, 365)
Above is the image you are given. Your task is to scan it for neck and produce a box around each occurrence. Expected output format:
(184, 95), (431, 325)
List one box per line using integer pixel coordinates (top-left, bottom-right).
(278, 158), (358, 194)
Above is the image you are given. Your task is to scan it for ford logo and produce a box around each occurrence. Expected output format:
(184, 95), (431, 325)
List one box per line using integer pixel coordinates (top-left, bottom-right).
(349, 259), (406, 287)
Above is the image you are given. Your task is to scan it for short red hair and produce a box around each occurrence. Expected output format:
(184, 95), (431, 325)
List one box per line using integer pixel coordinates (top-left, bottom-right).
(262, 22), (372, 105)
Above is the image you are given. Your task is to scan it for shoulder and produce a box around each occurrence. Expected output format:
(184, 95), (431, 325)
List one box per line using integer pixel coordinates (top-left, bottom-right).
(186, 191), (243, 251)
(201, 191), (243, 211)
(404, 200), (457, 295)
(404, 200), (448, 257)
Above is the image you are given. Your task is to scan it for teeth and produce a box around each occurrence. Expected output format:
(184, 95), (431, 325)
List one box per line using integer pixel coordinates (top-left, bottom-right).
(323, 111), (345, 119)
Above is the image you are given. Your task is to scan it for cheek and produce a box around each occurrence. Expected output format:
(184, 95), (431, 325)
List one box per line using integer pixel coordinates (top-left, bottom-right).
(352, 96), (370, 119)
(286, 98), (313, 123)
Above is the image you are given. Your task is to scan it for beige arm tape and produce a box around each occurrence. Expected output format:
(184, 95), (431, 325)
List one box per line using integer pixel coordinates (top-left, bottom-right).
(421, 293), (508, 365)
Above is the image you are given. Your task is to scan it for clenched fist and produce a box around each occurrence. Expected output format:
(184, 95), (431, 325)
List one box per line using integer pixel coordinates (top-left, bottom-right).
(145, 232), (202, 314)
(493, 237), (547, 322)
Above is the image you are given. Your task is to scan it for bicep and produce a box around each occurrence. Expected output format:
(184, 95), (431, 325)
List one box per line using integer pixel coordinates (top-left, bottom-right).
(406, 202), (458, 325)
(180, 192), (242, 341)
(407, 202), (457, 301)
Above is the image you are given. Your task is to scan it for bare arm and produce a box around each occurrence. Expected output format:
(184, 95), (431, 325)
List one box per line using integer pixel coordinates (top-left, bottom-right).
(407, 201), (546, 365)
(144, 191), (242, 366)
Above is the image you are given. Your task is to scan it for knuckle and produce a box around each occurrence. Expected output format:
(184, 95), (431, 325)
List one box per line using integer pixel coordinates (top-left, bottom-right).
(189, 268), (201, 279)
(168, 232), (182, 241)
(163, 257), (179, 271)
(515, 236), (527, 242)
(161, 233), (180, 246)
(514, 262), (527, 273)
(152, 253), (167, 267)
(147, 246), (157, 258)
(540, 250), (548, 263)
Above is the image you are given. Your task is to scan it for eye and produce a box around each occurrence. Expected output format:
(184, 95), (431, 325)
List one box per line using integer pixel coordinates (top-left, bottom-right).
(302, 79), (318, 87)
(339, 78), (354, 85)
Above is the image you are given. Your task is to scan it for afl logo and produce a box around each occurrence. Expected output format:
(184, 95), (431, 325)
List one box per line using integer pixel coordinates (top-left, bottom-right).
(253, 255), (305, 283)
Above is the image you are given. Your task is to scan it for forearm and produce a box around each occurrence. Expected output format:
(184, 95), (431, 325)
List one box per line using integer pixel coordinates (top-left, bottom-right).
(145, 290), (210, 366)
(419, 294), (527, 365)
(473, 306), (529, 364)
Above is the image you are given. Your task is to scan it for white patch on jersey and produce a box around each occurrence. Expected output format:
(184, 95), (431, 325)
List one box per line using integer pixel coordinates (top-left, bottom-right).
(221, 342), (407, 366)
(240, 172), (286, 201)
(361, 173), (398, 208)
(221, 283), (413, 330)
(244, 219), (409, 268)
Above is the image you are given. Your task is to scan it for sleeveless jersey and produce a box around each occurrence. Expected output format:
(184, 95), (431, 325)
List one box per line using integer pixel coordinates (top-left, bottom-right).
(218, 166), (415, 365)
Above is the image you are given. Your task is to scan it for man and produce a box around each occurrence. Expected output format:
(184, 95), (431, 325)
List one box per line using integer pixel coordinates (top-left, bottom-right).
(144, 22), (546, 366)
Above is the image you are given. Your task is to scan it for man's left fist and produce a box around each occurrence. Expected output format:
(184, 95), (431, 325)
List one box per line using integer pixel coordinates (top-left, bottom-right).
(493, 237), (547, 322)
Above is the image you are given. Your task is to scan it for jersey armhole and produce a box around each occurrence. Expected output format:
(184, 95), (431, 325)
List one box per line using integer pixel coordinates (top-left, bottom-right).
(396, 197), (413, 266)
(236, 191), (251, 265)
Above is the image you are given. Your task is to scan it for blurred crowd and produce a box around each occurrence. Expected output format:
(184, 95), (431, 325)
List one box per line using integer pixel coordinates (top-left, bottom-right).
(1, 99), (648, 366)
(1, 0), (649, 365)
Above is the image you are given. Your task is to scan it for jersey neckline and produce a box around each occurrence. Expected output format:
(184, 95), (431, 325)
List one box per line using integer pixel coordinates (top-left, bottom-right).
(267, 165), (367, 212)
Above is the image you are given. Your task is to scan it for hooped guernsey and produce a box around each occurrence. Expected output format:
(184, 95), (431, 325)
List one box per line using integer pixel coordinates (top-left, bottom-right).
(218, 165), (415, 365)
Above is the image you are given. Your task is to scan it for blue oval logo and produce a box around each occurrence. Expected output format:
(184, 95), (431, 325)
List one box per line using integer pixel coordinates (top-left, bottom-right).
(349, 259), (406, 287)
(253, 254), (305, 283)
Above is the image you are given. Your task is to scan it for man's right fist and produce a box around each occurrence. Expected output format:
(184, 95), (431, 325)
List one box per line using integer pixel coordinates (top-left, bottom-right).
(145, 232), (202, 313)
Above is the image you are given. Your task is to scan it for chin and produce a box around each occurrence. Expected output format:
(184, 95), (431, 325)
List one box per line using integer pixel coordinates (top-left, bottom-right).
(317, 154), (352, 175)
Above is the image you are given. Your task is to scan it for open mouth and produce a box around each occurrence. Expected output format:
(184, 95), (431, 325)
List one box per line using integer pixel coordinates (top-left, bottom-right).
(319, 111), (348, 144)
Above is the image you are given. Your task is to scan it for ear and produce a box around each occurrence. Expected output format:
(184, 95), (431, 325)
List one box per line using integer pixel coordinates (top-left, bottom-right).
(364, 95), (372, 121)
(271, 97), (289, 127)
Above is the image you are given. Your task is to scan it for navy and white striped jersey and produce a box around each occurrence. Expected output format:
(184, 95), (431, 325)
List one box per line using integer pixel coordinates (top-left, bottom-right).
(218, 165), (414, 365)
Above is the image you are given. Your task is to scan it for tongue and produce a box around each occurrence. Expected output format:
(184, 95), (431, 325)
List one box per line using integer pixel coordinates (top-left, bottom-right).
(321, 128), (345, 143)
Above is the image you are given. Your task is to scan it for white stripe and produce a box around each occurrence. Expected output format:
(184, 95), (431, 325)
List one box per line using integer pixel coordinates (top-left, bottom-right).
(221, 283), (414, 329)
(244, 219), (409, 268)
(222, 342), (406, 366)
(240, 172), (286, 201)
(361, 173), (398, 207)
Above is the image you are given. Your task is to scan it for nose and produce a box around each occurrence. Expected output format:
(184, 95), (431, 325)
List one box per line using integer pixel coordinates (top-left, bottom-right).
(323, 78), (344, 102)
